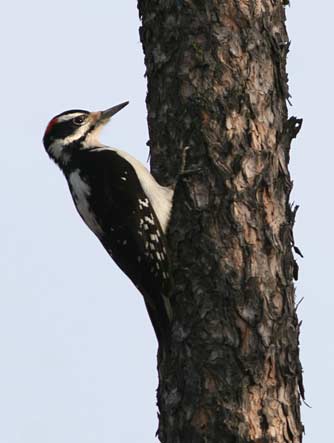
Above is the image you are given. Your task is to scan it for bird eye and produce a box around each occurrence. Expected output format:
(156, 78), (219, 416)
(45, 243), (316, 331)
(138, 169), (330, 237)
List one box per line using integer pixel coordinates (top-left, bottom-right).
(73, 115), (86, 125)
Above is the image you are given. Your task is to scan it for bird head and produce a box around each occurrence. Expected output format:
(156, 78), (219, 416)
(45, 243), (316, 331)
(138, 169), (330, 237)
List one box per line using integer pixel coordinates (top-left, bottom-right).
(43, 101), (129, 165)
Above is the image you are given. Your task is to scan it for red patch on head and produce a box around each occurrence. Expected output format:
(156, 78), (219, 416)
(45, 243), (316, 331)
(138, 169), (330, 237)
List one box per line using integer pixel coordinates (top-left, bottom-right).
(44, 117), (58, 136)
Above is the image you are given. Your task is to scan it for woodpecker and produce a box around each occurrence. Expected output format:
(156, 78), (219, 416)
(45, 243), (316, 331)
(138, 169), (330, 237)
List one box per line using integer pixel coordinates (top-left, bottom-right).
(43, 102), (174, 345)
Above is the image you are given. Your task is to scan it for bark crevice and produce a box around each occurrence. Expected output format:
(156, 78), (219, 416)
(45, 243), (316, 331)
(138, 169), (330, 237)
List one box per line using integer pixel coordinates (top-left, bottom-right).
(138, 1), (303, 442)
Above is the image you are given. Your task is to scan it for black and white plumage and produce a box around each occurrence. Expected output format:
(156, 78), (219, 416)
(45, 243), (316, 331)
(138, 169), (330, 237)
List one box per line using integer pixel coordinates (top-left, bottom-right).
(43, 102), (173, 345)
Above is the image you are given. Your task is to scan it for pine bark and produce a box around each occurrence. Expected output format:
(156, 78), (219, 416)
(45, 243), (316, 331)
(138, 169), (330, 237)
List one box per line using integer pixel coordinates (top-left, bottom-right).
(137, 1), (303, 442)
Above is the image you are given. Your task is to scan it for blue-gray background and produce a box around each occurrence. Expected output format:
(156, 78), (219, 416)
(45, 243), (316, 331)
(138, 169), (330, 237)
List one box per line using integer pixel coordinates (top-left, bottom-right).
(0, 2), (329, 442)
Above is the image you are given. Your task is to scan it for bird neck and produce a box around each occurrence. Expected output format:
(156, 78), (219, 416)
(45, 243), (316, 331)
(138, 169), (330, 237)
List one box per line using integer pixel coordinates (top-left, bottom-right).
(47, 139), (84, 171)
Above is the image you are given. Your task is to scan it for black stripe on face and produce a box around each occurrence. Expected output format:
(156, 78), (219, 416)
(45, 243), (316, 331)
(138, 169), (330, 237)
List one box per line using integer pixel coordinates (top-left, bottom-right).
(43, 110), (90, 148)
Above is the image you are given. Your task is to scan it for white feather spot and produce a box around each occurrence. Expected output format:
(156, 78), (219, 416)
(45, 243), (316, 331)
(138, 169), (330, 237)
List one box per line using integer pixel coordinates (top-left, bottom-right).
(139, 198), (150, 208)
(113, 149), (174, 232)
(144, 216), (155, 225)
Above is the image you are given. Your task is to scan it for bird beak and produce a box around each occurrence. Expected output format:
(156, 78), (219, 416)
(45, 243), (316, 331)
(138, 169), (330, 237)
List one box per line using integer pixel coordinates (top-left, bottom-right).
(98, 101), (129, 124)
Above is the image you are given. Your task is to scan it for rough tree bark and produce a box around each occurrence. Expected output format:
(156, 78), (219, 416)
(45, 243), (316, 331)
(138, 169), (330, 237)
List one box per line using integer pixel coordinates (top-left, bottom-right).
(137, 1), (303, 442)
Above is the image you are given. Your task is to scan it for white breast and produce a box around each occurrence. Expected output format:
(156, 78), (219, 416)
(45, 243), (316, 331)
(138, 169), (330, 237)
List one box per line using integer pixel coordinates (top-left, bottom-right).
(68, 170), (103, 236)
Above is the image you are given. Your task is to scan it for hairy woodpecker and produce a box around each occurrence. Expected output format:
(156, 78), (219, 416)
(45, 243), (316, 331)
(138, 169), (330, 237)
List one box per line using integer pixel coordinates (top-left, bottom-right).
(43, 102), (174, 345)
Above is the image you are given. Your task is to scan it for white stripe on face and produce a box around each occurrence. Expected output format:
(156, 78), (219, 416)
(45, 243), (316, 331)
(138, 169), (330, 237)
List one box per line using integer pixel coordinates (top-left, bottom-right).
(46, 111), (107, 165)
(62, 121), (91, 144)
(56, 112), (85, 123)
(47, 113), (92, 163)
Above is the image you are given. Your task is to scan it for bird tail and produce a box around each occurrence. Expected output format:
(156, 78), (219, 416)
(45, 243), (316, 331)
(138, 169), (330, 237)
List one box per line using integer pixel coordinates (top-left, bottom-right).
(143, 291), (172, 350)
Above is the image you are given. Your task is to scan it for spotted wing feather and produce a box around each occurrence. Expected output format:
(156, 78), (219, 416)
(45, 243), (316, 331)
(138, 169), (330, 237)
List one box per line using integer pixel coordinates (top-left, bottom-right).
(67, 149), (171, 344)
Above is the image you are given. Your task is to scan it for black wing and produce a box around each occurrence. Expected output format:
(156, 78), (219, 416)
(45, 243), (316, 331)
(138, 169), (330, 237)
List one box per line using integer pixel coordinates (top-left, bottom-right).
(74, 149), (172, 345)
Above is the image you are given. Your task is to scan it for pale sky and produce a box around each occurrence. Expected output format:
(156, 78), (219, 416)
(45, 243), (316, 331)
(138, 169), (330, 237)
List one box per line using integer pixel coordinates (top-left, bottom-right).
(0, 1), (330, 442)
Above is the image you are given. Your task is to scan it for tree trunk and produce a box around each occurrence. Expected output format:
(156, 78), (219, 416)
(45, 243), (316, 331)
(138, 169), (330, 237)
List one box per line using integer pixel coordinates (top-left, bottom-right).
(137, 1), (303, 442)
